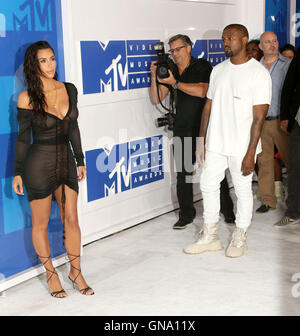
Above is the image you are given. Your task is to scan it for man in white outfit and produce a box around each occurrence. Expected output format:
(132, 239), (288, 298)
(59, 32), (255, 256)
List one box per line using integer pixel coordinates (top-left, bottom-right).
(184, 24), (272, 258)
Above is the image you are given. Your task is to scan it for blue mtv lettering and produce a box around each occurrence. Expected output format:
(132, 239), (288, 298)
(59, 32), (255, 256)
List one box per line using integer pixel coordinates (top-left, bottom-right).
(86, 137), (164, 202)
(149, 135), (163, 152)
(131, 153), (150, 173)
(127, 56), (156, 73)
(81, 40), (128, 94)
(13, 0), (52, 31)
(127, 40), (159, 56)
(149, 150), (163, 168)
(130, 137), (150, 156)
(209, 53), (227, 66)
(131, 165), (164, 189)
(86, 143), (131, 202)
(130, 136), (162, 156)
(191, 40), (208, 60)
(208, 39), (224, 53)
(128, 73), (151, 90)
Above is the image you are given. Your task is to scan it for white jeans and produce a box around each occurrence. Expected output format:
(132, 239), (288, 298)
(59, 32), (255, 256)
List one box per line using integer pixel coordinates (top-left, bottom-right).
(200, 150), (254, 229)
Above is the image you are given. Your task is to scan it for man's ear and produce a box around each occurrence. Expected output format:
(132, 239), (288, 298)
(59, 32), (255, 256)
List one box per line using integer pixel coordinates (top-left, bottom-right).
(242, 36), (249, 47)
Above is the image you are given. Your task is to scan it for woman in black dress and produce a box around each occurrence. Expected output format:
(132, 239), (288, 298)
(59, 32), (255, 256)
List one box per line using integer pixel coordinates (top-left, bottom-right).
(12, 41), (94, 297)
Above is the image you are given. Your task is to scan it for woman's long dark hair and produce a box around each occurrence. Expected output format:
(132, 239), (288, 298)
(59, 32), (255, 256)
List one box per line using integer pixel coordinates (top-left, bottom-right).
(23, 41), (55, 114)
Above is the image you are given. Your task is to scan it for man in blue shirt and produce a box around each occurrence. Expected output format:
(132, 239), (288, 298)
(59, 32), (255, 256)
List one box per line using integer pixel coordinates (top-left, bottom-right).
(256, 31), (291, 213)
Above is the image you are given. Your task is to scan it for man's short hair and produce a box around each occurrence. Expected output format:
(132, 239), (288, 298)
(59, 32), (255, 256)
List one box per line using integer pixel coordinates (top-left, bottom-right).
(223, 24), (249, 38)
(168, 34), (193, 47)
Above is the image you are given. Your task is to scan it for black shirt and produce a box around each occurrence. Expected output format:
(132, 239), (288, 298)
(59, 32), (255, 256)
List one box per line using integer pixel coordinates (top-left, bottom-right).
(173, 56), (212, 134)
(280, 46), (300, 132)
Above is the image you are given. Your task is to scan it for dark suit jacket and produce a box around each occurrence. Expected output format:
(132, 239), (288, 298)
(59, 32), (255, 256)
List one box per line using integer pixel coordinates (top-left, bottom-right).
(280, 46), (300, 132)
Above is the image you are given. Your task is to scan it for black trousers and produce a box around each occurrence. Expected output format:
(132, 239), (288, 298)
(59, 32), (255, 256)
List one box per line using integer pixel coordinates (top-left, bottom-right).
(286, 122), (300, 219)
(173, 131), (234, 222)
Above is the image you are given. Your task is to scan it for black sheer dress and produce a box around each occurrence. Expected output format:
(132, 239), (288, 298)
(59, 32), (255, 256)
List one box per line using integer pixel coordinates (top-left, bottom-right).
(14, 82), (85, 205)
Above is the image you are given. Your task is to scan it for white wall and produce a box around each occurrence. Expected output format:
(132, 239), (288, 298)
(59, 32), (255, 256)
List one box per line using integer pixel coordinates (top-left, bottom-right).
(61, 0), (265, 245)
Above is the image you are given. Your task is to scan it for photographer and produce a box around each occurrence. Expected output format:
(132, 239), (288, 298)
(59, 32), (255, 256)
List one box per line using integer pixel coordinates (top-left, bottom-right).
(150, 34), (235, 230)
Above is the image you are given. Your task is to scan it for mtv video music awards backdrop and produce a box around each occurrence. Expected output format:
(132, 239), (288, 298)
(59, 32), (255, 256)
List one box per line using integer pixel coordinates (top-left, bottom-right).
(0, 0), (65, 287)
(265, 0), (300, 48)
(80, 39), (226, 95)
(77, 36), (226, 244)
(3, 0), (294, 291)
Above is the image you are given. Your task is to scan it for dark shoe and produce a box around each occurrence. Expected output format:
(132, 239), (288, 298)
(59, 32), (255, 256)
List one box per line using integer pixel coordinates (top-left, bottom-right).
(221, 211), (236, 224)
(274, 216), (300, 227)
(224, 214), (235, 224)
(173, 219), (193, 230)
(68, 254), (94, 296)
(256, 204), (275, 213)
(37, 255), (67, 298)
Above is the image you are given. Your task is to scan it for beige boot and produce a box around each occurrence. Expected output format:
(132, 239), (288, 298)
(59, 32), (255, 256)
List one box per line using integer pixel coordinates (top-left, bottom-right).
(183, 222), (223, 254)
(226, 227), (247, 258)
(275, 181), (285, 202)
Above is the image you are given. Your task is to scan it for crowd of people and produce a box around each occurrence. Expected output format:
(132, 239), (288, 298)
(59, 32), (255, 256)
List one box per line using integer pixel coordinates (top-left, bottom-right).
(246, 34), (300, 229)
(150, 24), (300, 258)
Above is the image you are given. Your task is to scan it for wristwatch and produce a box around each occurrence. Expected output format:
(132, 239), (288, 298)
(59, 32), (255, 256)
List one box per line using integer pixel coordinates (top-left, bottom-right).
(172, 80), (179, 90)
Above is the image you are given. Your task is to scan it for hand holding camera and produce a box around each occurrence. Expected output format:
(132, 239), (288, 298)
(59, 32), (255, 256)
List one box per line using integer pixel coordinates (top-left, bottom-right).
(157, 69), (177, 86)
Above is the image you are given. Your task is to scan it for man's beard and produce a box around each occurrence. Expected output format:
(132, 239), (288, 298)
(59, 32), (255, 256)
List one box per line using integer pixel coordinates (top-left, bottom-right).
(224, 48), (233, 57)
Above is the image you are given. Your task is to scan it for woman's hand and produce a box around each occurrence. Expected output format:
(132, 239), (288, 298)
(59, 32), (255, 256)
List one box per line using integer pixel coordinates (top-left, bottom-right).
(78, 166), (87, 182)
(12, 175), (24, 195)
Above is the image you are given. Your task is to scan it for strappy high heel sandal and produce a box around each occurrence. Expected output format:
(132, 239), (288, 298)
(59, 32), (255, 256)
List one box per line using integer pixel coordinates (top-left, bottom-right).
(67, 254), (94, 296)
(38, 255), (67, 298)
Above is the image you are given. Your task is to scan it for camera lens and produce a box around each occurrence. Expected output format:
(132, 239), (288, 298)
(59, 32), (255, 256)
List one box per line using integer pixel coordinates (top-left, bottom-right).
(157, 65), (169, 79)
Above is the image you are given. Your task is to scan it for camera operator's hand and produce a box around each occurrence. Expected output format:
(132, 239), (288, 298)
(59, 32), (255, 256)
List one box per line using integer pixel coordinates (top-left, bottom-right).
(157, 70), (176, 86)
(196, 137), (205, 167)
(150, 61), (157, 81)
(150, 61), (169, 104)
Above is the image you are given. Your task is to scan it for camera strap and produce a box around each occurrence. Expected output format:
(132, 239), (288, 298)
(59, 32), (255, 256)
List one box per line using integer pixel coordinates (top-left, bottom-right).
(172, 88), (178, 108)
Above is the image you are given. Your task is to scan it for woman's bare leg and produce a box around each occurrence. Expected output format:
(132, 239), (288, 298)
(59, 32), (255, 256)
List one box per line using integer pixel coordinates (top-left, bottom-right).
(54, 185), (94, 295)
(30, 195), (67, 297)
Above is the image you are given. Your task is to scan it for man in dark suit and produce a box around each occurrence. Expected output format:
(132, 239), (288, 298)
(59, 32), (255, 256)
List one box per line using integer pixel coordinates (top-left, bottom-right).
(275, 46), (300, 226)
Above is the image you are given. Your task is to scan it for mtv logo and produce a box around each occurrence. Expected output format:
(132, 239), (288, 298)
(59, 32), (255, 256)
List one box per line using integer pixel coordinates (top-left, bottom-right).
(191, 40), (208, 60)
(13, 0), (52, 31)
(81, 40), (128, 94)
(86, 143), (131, 202)
(86, 136), (164, 202)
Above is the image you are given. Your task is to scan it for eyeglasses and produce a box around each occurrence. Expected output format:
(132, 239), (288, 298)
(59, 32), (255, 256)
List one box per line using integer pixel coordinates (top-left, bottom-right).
(168, 45), (186, 54)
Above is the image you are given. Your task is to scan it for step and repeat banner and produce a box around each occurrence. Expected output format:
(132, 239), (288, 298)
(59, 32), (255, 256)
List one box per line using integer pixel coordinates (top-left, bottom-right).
(0, 0), (66, 291)
(265, 0), (300, 48)
(3, 0), (291, 291)
(64, 0), (236, 246)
